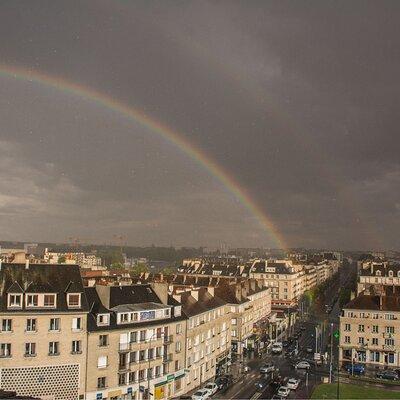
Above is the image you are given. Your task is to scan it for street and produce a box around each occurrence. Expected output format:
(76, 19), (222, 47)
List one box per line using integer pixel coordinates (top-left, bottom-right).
(217, 262), (356, 400)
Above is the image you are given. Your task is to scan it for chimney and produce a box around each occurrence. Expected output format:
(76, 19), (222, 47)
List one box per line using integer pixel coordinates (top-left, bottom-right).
(379, 295), (383, 310)
(25, 258), (30, 270)
(173, 293), (181, 303)
(150, 282), (168, 305)
(191, 290), (199, 301)
(207, 286), (215, 297)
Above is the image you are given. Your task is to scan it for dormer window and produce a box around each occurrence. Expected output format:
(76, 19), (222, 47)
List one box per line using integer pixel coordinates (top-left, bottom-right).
(389, 270), (393, 277)
(26, 294), (38, 307)
(174, 306), (181, 317)
(8, 294), (22, 308)
(44, 294), (56, 308)
(376, 270), (381, 276)
(397, 271), (400, 278)
(67, 293), (81, 308)
(97, 314), (110, 326)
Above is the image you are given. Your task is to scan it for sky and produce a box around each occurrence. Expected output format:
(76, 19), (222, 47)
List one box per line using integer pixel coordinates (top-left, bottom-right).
(0, 1), (399, 250)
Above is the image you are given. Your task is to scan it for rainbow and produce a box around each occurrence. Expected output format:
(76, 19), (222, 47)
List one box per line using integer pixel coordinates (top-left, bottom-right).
(0, 64), (286, 249)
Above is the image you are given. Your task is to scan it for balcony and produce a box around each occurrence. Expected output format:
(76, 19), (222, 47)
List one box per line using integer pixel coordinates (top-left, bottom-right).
(164, 335), (173, 344)
(118, 364), (130, 372)
(163, 353), (173, 363)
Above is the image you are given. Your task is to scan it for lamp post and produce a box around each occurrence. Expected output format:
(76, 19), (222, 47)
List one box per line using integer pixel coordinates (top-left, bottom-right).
(144, 332), (157, 400)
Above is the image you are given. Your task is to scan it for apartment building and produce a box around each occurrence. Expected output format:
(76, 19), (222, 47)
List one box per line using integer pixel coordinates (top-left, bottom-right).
(249, 260), (305, 307)
(0, 262), (89, 400)
(133, 273), (271, 355)
(357, 262), (400, 295)
(339, 286), (400, 368)
(84, 283), (187, 400)
(172, 288), (231, 393)
(214, 280), (271, 354)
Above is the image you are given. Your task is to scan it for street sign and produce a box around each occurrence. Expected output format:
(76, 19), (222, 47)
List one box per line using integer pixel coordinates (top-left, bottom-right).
(333, 330), (340, 339)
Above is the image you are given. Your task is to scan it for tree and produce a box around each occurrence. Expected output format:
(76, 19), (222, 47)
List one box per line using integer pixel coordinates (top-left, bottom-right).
(131, 263), (149, 275)
(58, 255), (66, 264)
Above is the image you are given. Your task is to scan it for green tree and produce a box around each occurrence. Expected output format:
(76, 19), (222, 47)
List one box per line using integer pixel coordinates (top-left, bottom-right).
(58, 255), (66, 264)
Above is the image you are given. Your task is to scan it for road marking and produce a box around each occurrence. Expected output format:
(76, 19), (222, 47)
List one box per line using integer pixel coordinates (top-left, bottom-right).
(250, 392), (262, 400)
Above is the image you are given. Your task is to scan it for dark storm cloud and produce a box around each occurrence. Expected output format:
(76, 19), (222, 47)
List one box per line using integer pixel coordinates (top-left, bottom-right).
(0, 0), (399, 249)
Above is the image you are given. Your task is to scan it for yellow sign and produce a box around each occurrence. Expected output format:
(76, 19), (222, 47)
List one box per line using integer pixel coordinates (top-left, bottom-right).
(155, 385), (165, 400)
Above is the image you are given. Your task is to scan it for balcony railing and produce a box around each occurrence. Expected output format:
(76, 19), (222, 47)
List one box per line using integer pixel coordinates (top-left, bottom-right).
(164, 335), (173, 344)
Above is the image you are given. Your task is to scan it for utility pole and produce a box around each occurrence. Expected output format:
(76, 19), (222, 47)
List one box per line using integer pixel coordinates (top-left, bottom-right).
(329, 323), (333, 383)
(315, 326), (318, 353)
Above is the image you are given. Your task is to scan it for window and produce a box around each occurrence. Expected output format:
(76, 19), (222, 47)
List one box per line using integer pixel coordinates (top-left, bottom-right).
(97, 377), (106, 389)
(98, 355), (108, 368)
(49, 341), (59, 355)
(372, 325), (379, 333)
(49, 318), (60, 331)
(139, 350), (146, 361)
(129, 351), (137, 363)
(358, 325), (365, 332)
(372, 338), (378, 345)
(147, 367), (153, 379)
(118, 373), (126, 386)
(155, 365), (161, 377)
(176, 323), (182, 334)
(120, 313), (129, 323)
(26, 294), (38, 307)
(386, 326), (395, 334)
(385, 314), (395, 320)
(370, 351), (380, 362)
(140, 330), (146, 341)
(25, 342), (36, 357)
(8, 294), (22, 308)
(1, 319), (12, 332)
(344, 336), (350, 343)
(130, 331), (137, 343)
(72, 317), (82, 331)
(389, 270), (393, 277)
(71, 340), (82, 354)
(26, 318), (36, 332)
(0, 343), (11, 357)
(44, 294), (56, 307)
(67, 293), (81, 308)
(175, 360), (180, 370)
(176, 341), (181, 353)
(99, 335), (108, 347)
(97, 314), (109, 325)
(344, 324), (351, 332)
(358, 337), (364, 345)
(385, 338), (395, 346)
(128, 371), (136, 383)
(138, 370), (145, 381)
(156, 347), (162, 358)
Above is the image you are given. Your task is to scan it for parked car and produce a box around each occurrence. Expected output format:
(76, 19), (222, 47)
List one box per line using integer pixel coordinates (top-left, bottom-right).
(272, 342), (283, 354)
(214, 375), (232, 390)
(277, 386), (291, 398)
(270, 375), (287, 389)
(286, 378), (300, 390)
(192, 389), (210, 400)
(376, 370), (399, 381)
(255, 378), (270, 391)
(306, 346), (313, 353)
(203, 382), (218, 396)
(282, 340), (289, 347)
(295, 361), (311, 370)
(344, 363), (365, 375)
(260, 363), (275, 374)
(300, 325), (306, 331)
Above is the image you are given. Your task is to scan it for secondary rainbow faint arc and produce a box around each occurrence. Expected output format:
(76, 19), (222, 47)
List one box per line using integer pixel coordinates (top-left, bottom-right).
(0, 64), (286, 249)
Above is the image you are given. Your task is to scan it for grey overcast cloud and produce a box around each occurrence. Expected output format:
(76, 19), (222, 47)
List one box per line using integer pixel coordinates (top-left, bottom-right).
(0, 1), (399, 250)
